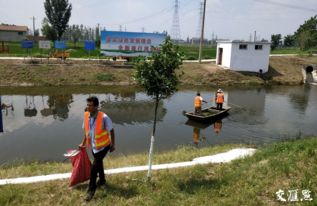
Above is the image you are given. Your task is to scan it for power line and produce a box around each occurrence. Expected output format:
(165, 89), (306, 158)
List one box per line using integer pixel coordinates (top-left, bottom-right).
(101, 5), (174, 27)
(255, 0), (317, 12)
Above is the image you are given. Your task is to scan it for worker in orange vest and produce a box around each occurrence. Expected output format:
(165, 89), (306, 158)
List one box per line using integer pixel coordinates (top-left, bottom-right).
(79, 96), (116, 201)
(215, 89), (224, 110)
(214, 119), (222, 135)
(194, 92), (207, 114)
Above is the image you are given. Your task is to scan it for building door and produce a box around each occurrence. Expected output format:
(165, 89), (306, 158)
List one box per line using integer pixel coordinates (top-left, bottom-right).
(218, 48), (223, 65)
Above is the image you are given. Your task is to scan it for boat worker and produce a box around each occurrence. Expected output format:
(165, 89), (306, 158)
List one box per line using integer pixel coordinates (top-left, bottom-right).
(79, 96), (116, 202)
(194, 92), (207, 114)
(215, 89), (224, 110)
(214, 119), (222, 135)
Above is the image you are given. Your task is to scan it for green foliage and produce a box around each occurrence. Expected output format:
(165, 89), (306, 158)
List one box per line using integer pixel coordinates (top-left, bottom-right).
(271, 34), (282, 50)
(41, 18), (57, 41)
(44, 0), (72, 40)
(294, 15), (317, 50)
(134, 37), (184, 99)
(283, 35), (295, 47)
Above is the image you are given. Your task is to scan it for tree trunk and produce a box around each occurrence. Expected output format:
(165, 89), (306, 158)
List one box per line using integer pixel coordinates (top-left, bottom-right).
(147, 94), (159, 180)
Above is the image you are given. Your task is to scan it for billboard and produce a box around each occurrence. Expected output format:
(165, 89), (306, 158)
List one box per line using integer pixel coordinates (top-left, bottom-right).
(21, 40), (33, 49)
(84, 41), (95, 51)
(39, 40), (51, 49)
(54, 41), (66, 49)
(100, 31), (166, 57)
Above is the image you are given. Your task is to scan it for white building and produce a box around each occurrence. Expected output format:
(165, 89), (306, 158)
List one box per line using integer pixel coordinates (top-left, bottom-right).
(0, 25), (28, 42)
(216, 40), (271, 73)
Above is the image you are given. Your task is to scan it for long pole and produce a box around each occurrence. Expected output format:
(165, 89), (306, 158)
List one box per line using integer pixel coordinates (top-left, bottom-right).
(198, 0), (207, 64)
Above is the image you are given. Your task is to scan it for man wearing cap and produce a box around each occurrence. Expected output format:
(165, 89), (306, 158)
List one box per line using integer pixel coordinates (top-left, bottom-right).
(215, 89), (224, 110)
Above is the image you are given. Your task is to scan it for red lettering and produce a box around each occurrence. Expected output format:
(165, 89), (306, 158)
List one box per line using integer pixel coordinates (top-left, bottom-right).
(125, 45), (130, 51)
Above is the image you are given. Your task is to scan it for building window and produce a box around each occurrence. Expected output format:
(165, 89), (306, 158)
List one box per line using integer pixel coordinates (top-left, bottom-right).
(18, 32), (23, 35)
(255, 45), (263, 50)
(239, 44), (247, 50)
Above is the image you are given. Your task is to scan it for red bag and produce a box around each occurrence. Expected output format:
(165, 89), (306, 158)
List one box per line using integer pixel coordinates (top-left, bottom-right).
(68, 148), (91, 187)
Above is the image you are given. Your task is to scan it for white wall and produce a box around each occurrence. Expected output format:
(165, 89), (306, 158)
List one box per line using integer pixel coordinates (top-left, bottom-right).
(312, 70), (317, 83)
(230, 43), (270, 72)
(216, 43), (232, 68)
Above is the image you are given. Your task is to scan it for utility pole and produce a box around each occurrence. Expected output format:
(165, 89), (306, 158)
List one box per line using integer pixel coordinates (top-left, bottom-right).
(254, 30), (257, 42)
(31, 16), (36, 41)
(198, 0), (207, 64)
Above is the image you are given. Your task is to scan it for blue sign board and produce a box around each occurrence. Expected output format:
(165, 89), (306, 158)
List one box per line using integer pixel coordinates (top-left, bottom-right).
(21, 41), (33, 49)
(54, 41), (66, 49)
(100, 31), (166, 57)
(84, 41), (95, 51)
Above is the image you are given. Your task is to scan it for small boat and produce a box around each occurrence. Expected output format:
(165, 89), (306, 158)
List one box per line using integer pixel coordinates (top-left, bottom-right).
(184, 106), (231, 122)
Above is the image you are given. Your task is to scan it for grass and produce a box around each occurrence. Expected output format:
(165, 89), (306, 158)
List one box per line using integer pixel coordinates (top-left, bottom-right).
(96, 73), (114, 81)
(1, 137), (317, 205)
(2, 42), (317, 60)
(1, 41), (218, 60)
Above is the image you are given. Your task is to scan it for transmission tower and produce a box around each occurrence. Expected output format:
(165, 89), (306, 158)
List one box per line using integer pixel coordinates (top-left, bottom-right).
(171, 0), (181, 41)
(196, 2), (204, 38)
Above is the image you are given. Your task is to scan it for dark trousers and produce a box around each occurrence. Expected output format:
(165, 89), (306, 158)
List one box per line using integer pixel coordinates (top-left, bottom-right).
(216, 103), (223, 110)
(88, 146), (110, 192)
(195, 106), (202, 114)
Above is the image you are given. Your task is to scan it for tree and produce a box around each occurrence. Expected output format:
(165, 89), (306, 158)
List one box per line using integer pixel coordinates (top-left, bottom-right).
(44, 0), (72, 40)
(296, 30), (315, 50)
(294, 15), (317, 50)
(283, 35), (295, 47)
(134, 37), (183, 180)
(271, 34), (282, 50)
(41, 18), (57, 41)
(71, 25), (82, 47)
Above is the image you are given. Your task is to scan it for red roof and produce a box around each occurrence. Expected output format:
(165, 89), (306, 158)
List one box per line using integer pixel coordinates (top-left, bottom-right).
(0, 25), (28, 32)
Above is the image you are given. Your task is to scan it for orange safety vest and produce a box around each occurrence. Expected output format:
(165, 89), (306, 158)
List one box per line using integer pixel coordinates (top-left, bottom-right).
(216, 92), (224, 104)
(84, 111), (111, 150)
(194, 96), (202, 108)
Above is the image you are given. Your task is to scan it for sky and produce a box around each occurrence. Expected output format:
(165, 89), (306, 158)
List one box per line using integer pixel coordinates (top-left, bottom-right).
(0, 0), (316, 41)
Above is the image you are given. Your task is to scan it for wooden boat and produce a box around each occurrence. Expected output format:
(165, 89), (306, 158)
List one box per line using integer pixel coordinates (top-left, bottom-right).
(184, 106), (231, 122)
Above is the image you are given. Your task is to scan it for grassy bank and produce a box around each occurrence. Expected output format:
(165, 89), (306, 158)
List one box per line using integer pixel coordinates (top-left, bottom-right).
(1, 55), (315, 87)
(1, 137), (317, 205)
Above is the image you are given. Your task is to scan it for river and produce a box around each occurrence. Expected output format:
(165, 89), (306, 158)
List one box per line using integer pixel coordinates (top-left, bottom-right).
(0, 85), (316, 165)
